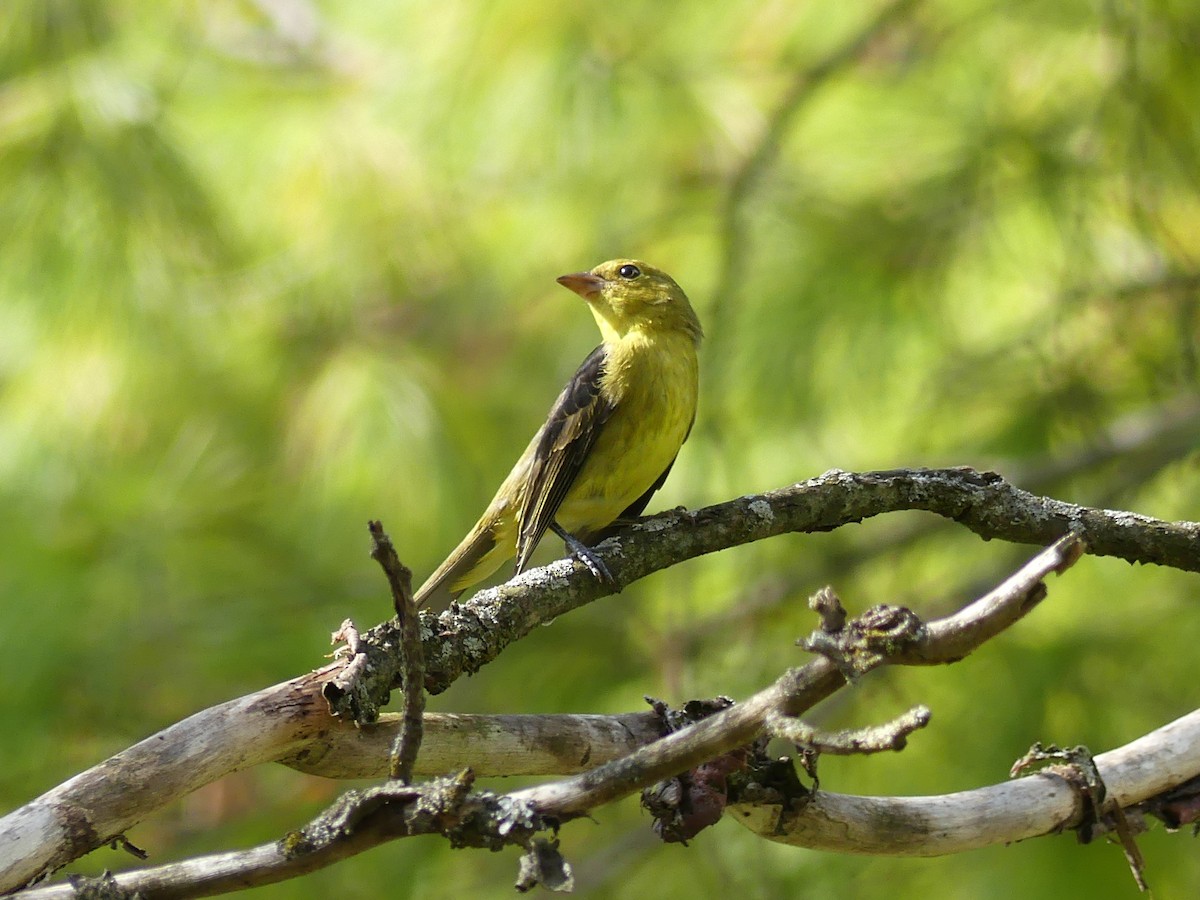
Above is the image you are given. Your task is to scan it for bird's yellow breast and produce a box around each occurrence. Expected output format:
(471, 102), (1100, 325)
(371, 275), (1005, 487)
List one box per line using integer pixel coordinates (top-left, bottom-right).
(555, 328), (699, 533)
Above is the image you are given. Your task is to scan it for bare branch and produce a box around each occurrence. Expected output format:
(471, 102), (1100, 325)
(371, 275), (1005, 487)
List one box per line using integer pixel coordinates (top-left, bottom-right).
(0, 703), (663, 891)
(677, 400), (1200, 642)
(16, 707), (1200, 898)
(16, 772), (549, 900)
(280, 711), (665, 779)
(0, 673), (334, 890)
(730, 707), (1200, 857)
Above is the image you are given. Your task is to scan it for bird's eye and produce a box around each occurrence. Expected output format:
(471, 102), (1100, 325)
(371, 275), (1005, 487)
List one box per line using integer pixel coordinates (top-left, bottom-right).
(618, 264), (641, 280)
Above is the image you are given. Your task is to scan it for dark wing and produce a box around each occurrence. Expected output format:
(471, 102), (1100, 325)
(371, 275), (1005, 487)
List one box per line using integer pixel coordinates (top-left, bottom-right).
(515, 345), (616, 573)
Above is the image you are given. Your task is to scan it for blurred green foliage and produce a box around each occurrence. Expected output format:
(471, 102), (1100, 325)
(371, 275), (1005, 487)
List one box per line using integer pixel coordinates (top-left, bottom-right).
(2, 0), (1199, 896)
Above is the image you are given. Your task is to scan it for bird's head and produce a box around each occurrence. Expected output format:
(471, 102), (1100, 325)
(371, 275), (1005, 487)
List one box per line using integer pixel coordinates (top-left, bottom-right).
(557, 259), (702, 345)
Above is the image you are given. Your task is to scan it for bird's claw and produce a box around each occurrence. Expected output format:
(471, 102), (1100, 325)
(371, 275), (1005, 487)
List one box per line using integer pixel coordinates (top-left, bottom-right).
(551, 522), (619, 590)
(572, 543), (617, 588)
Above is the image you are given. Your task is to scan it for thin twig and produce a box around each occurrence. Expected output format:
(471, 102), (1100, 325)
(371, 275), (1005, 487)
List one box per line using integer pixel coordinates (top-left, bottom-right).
(325, 618), (368, 702)
(767, 705), (932, 755)
(368, 520), (425, 784)
(807, 586), (847, 633)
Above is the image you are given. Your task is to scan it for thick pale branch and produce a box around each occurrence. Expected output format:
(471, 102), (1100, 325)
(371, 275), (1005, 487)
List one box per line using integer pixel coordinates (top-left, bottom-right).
(19, 707), (1200, 899)
(281, 711), (664, 779)
(0, 673), (332, 890)
(0, 701), (660, 890)
(731, 707), (1200, 855)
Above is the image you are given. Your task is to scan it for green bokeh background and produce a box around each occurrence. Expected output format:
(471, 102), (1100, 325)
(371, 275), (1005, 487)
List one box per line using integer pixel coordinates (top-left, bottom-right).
(2, 0), (1199, 896)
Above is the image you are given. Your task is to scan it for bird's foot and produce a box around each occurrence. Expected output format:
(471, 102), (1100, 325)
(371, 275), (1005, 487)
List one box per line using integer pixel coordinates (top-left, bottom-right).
(571, 542), (617, 588)
(551, 522), (619, 590)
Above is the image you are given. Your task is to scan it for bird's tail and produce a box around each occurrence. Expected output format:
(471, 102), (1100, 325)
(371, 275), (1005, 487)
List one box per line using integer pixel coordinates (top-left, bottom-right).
(413, 522), (505, 608)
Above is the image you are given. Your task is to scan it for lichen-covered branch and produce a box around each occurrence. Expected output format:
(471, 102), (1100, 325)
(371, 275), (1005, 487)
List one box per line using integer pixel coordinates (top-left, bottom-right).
(411, 467), (1199, 694)
(14, 772), (560, 899)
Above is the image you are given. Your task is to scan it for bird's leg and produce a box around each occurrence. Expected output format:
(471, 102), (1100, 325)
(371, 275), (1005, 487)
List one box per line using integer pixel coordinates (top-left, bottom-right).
(550, 521), (618, 589)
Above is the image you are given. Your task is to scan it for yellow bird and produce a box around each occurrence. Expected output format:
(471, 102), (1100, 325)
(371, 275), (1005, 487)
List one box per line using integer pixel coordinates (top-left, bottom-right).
(414, 259), (702, 607)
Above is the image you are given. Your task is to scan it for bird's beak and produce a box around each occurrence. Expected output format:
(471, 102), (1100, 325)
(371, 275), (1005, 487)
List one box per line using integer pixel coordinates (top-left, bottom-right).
(556, 272), (605, 299)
